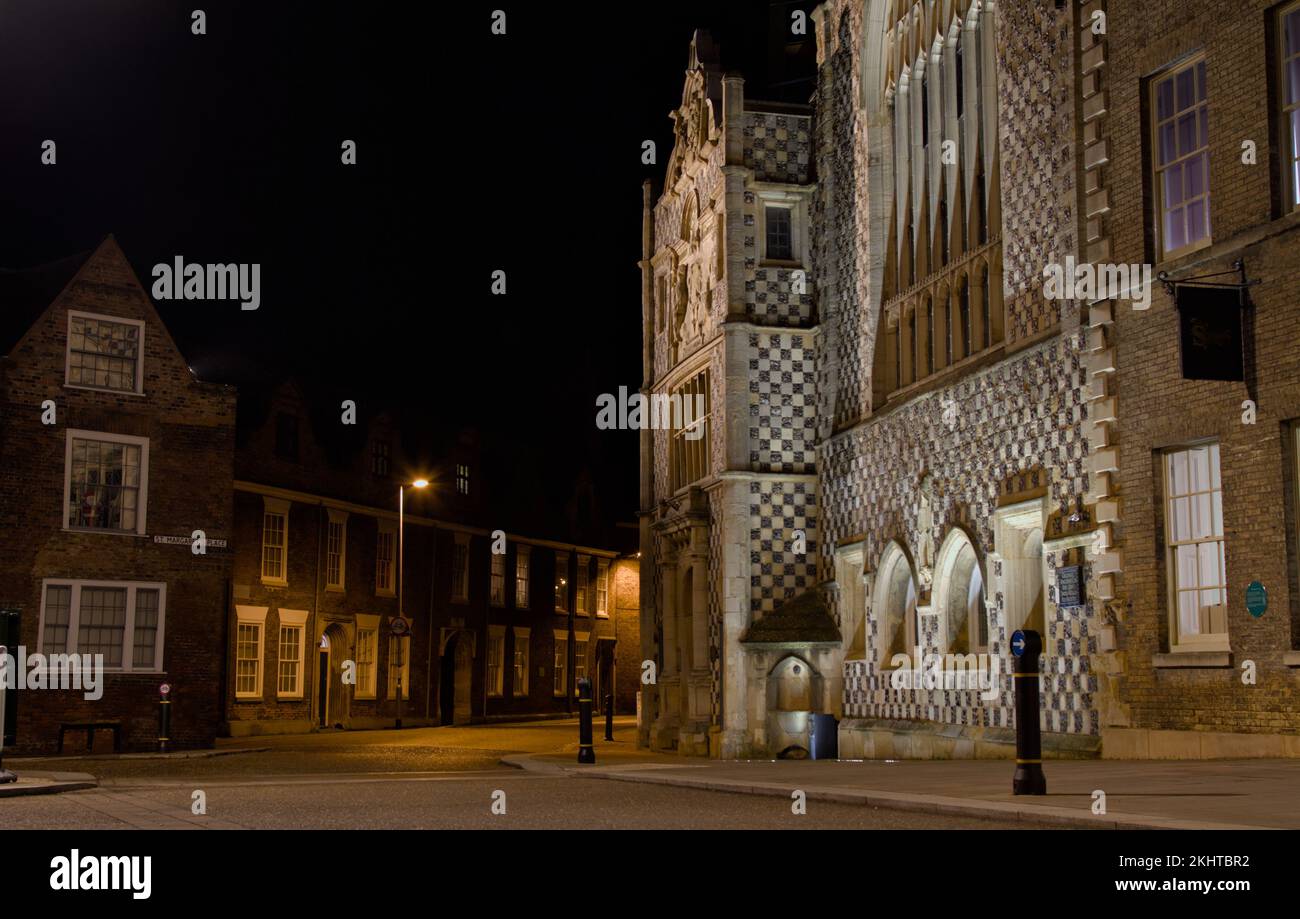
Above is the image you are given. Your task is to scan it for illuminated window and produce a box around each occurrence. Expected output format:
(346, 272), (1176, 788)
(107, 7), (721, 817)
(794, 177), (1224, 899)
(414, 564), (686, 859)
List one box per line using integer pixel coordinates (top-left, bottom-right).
(488, 627), (505, 696)
(513, 627), (530, 696)
(1163, 443), (1227, 651)
(387, 634), (410, 699)
(554, 551), (569, 613)
(553, 635), (568, 695)
(515, 545), (530, 608)
(456, 463), (470, 495)
(325, 511), (346, 590)
(66, 431), (148, 534)
(1152, 57), (1211, 258)
(451, 534), (470, 603)
(375, 523), (396, 595)
(596, 560), (610, 617)
(261, 498), (289, 585)
(1279, 2), (1300, 210)
(490, 550), (506, 606)
(276, 609), (308, 698)
(234, 605), (268, 698)
(355, 625), (377, 699)
(65, 312), (142, 393)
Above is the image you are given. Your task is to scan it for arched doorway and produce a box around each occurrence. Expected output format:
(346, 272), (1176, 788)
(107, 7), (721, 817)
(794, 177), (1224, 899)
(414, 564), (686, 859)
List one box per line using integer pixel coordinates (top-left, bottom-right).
(439, 633), (473, 726)
(319, 623), (349, 729)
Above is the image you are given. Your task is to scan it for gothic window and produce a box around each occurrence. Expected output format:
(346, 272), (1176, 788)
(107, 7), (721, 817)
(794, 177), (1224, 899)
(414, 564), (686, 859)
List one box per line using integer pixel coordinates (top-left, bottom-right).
(935, 530), (986, 655)
(875, 543), (918, 668)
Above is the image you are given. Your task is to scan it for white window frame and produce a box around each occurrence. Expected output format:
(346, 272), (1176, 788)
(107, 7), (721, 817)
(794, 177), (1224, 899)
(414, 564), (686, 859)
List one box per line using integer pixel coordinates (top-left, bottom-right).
(451, 532), (470, 603)
(553, 631), (568, 696)
(512, 626), (531, 696)
(514, 545), (531, 608)
(260, 497), (289, 586)
(1163, 442), (1229, 652)
(375, 520), (396, 597)
(487, 625), (506, 697)
(355, 613), (380, 700)
(1151, 54), (1212, 261)
(64, 310), (146, 396)
(325, 509), (347, 591)
(576, 555), (590, 615)
(235, 604), (268, 699)
(63, 429), (150, 536)
(596, 559), (610, 618)
(574, 632), (590, 689)
(276, 608), (309, 699)
(1279, 1), (1300, 212)
(37, 579), (167, 672)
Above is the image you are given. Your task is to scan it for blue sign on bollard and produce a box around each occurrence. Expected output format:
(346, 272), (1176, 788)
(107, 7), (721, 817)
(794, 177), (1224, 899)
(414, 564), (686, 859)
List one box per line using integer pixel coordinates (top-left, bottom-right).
(1011, 630), (1027, 657)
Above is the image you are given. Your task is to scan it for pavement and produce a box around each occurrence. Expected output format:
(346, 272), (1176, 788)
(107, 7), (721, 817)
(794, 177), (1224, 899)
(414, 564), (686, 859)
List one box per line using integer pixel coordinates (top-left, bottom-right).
(0, 771), (97, 798)
(5, 717), (1298, 828)
(504, 745), (1300, 830)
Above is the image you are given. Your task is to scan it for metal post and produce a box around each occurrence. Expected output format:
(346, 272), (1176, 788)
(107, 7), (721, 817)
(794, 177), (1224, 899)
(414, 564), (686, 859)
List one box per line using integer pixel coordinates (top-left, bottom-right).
(604, 693), (614, 741)
(1012, 629), (1046, 795)
(158, 683), (172, 754)
(0, 645), (15, 783)
(577, 677), (595, 764)
(397, 484), (404, 731)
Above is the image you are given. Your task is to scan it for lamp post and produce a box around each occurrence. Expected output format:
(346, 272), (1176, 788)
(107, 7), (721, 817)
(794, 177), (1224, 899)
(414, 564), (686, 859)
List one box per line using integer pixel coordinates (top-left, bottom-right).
(396, 479), (429, 729)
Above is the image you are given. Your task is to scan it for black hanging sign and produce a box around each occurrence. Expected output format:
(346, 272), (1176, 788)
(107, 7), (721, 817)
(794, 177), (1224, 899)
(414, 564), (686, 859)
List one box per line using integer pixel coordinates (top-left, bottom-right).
(1175, 283), (1244, 382)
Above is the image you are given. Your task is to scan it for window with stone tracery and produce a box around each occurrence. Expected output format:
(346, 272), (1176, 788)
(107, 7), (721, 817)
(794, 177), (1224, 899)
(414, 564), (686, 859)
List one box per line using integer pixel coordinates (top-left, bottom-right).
(872, 0), (1004, 405)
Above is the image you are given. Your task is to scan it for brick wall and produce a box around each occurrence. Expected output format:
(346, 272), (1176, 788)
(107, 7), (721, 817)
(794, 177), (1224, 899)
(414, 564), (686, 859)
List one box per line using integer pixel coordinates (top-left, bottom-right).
(0, 237), (235, 753)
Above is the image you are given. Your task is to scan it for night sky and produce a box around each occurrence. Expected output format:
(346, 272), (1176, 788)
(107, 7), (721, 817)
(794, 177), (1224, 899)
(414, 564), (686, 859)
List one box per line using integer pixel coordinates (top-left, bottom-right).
(0, 1), (812, 545)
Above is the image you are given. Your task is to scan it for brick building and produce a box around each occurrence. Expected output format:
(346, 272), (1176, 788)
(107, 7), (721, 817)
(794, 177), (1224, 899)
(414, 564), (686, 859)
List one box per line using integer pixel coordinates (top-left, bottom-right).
(227, 379), (641, 735)
(0, 236), (237, 753)
(1085, 0), (1300, 757)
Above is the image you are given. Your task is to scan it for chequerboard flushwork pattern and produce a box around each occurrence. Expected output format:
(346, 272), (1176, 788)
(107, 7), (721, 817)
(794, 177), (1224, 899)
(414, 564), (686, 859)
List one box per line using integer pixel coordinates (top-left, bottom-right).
(749, 478), (819, 616)
(829, 334), (1099, 735)
(742, 112), (812, 185)
(997, 0), (1076, 343)
(748, 331), (816, 474)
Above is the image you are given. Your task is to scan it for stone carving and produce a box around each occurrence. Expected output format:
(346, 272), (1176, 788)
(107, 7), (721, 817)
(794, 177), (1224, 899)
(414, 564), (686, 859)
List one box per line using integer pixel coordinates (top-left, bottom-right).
(916, 473), (935, 591)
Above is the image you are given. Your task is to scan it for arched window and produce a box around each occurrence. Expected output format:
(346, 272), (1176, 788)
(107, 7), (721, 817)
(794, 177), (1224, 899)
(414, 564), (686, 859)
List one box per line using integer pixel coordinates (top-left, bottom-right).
(934, 530), (987, 655)
(907, 310), (917, 385)
(874, 543), (919, 667)
(959, 276), (971, 358)
(924, 297), (934, 376)
(980, 265), (991, 349)
(955, 33), (964, 119)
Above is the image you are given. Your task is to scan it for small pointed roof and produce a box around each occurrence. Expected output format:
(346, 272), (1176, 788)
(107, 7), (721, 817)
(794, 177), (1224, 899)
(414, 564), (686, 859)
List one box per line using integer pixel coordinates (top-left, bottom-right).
(741, 588), (841, 645)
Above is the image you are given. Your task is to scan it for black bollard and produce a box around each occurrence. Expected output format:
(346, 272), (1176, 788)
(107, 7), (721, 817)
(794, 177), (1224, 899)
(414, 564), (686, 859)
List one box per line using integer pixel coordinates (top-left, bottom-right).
(577, 677), (595, 764)
(0, 644), (15, 783)
(604, 693), (614, 741)
(158, 682), (172, 754)
(1011, 629), (1046, 795)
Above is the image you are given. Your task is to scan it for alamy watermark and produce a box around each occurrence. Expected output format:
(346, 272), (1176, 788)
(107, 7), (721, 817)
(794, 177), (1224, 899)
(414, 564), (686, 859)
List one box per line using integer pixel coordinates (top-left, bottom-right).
(1042, 256), (1152, 310)
(888, 646), (1002, 702)
(595, 386), (706, 440)
(0, 646), (104, 700)
(151, 257), (260, 310)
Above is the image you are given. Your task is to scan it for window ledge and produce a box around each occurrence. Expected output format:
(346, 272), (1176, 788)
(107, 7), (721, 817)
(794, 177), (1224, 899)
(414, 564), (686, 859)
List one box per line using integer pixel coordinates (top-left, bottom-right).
(1283, 651), (1300, 667)
(1153, 651), (1231, 668)
(325, 585), (345, 594)
(260, 578), (288, 589)
(375, 589), (395, 599)
(64, 383), (147, 398)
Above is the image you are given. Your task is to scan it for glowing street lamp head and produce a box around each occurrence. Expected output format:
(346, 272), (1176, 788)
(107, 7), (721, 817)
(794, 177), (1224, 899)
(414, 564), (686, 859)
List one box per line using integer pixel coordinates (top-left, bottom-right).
(411, 479), (429, 489)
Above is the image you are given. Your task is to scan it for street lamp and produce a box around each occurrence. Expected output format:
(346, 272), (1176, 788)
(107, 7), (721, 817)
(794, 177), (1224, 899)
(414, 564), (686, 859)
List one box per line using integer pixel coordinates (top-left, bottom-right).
(396, 478), (429, 729)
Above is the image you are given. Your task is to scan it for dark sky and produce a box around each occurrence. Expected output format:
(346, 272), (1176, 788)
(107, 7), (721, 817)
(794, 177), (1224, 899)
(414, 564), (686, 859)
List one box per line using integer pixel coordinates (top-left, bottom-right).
(0, 0), (812, 545)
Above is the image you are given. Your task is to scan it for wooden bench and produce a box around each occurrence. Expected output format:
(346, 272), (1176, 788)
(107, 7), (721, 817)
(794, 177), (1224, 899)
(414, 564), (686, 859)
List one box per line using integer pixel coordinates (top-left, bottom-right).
(57, 721), (122, 754)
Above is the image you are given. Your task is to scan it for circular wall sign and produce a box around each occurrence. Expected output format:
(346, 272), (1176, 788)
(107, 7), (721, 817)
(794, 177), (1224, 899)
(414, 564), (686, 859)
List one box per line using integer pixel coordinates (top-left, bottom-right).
(1245, 581), (1267, 618)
